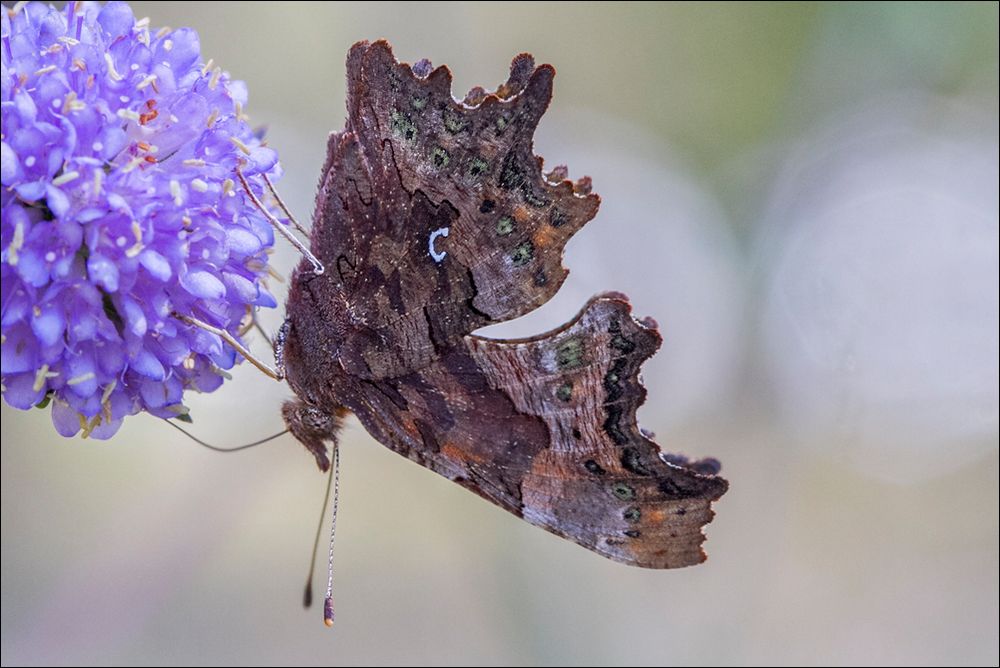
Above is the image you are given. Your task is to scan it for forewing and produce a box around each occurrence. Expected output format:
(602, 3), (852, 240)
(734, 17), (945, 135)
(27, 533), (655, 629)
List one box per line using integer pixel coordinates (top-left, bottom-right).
(305, 40), (599, 380)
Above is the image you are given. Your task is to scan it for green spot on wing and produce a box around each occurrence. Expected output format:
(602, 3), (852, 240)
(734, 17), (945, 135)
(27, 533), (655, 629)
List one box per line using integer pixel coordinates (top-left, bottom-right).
(390, 109), (418, 142)
(496, 216), (515, 236)
(556, 382), (573, 402)
(443, 110), (466, 134)
(556, 338), (584, 369)
(511, 241), (534, 267)
(611, 482), (636, 501)
(468, 156), (488, 179)
(431, 146), (450, 168)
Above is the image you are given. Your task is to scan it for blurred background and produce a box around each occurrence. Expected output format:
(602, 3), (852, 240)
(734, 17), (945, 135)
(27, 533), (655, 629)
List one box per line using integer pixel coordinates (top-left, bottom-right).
(2, 2), (997, 665)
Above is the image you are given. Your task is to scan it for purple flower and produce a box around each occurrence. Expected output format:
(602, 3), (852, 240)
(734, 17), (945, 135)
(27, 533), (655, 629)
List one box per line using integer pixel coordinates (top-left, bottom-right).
(1, 1), (282, 438)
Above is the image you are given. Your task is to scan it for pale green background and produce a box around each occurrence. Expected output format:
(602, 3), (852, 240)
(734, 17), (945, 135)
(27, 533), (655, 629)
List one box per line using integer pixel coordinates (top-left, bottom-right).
(2, 2), (998, 666)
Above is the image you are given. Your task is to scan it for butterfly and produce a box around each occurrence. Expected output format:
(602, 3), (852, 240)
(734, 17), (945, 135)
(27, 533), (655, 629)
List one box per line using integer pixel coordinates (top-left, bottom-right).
(275, 40), (728, 580)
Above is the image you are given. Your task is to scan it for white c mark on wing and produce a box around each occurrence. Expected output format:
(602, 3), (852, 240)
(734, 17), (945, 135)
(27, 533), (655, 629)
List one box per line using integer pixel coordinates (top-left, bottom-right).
(428, 226), (450, 263)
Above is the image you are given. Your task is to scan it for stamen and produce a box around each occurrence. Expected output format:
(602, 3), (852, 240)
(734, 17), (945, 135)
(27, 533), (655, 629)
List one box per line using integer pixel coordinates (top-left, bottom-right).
(125, 221), (144, 258)
(104, 52), (124, 81)
(121, 156), (144, 173)
(266, 265), (286, 283)
(101, 379), (117, 403)
(117, 108), (141, 122)
(208, 66), (222, 90)
(169, 179), (182, 206)
(62, 91), (86, 113)
(66, 371), (96, 386)
(136, 73), (157, 90)
(229, 136), (252, 155)
(32, 364), (50, 393)
(52, 170), (80, 186)
(7, 219), (25, 265)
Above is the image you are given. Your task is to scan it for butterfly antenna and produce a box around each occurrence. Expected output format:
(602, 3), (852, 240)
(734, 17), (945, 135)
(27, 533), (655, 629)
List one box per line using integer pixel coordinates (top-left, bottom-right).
(236, 167), (324, 275)
(262, 173), (310, 237)
(165, 419), (289, 452)
(303, 451), (336, 610)
(173, 312), (283, 381)
(324, 443), (342, 627)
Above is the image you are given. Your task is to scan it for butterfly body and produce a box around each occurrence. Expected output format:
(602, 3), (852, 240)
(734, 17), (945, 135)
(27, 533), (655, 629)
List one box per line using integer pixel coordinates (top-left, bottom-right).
(280, 41), (727, 569)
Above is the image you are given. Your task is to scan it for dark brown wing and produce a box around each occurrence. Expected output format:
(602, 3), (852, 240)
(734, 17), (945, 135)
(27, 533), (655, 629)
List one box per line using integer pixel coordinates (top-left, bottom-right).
(300, 40), (598, 381)
(281, 41), (727, 567)
(336, 294), (727, 568)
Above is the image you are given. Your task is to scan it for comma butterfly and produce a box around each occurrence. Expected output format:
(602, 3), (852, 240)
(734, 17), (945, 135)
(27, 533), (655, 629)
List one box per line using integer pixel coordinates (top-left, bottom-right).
(277, 41), (728, 585)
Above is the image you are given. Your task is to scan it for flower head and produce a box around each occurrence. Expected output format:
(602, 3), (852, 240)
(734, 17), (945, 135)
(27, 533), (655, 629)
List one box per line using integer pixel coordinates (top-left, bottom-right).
(1, 1), (282, 438)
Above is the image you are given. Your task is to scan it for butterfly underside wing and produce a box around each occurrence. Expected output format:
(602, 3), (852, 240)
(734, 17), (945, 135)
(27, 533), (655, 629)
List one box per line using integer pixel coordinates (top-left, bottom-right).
(280, 40), (728, 568)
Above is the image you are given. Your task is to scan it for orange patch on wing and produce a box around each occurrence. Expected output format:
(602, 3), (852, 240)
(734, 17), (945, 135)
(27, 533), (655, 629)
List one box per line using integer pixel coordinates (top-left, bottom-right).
(441, 441), (488, 465)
